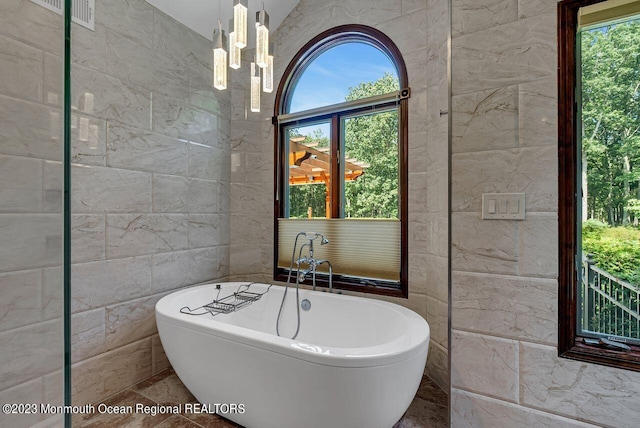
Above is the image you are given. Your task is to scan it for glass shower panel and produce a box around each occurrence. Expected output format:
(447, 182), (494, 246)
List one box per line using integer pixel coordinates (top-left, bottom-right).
(0, 1), (66, 427)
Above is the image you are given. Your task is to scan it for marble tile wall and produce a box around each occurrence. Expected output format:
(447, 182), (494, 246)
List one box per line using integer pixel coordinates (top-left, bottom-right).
(450, 0), (640, 426)
(0, 0), (231, 421)
(228, 0), (450, 390)
(0, 1), (65, 426)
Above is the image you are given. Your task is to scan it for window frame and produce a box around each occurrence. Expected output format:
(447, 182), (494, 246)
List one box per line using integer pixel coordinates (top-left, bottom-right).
(273, 24), (409, 298)
(558, 0), (640, 371)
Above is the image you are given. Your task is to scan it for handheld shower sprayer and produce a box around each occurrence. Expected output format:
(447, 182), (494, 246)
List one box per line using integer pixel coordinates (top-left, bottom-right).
(276, 231), (332, 340)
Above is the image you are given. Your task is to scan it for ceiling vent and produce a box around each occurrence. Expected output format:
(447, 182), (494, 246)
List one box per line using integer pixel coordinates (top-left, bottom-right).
(30, 0), (95, 31)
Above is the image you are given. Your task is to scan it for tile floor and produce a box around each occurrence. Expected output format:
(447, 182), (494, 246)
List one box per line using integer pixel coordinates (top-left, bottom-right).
(75, 368), (448, 427)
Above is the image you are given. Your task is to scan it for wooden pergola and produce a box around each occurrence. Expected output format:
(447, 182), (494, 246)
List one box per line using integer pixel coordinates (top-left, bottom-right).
(289, 136), (369, 218)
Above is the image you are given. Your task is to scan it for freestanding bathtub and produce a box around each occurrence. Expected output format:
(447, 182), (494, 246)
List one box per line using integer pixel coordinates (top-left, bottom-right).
(156, 282), (429, 428)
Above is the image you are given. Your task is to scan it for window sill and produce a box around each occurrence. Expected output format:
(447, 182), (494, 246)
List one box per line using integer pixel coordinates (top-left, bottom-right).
(560, 337), (640, 372)
(273, 271), (407, 299)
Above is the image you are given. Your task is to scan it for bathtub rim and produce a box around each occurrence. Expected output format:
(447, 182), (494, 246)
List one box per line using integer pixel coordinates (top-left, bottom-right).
(156, 282), (430, 369)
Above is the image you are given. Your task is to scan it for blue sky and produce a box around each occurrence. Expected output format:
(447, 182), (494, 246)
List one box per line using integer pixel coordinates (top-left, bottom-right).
(288, 42), (396, 113)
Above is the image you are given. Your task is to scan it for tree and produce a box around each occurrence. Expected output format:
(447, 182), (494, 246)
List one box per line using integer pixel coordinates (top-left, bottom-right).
(288, 73), (400, 219)
(581, 19), (640, 225)
(343, 73), (400, 219)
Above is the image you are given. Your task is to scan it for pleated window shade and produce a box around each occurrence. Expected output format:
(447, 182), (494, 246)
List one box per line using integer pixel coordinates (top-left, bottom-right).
(278, 218), (400, 282)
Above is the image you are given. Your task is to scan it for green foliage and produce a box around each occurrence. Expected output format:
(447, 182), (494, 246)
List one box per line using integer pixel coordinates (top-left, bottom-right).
(582, 218), (610, 237)
(583, 226), (640, 284)
(345, 73), (400, 219)
(288, 73), (400, 219)
(581, 19), (640, 225)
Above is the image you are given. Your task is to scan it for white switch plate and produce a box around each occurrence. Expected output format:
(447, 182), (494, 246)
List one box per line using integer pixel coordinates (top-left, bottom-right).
(482, 193), (526, 220)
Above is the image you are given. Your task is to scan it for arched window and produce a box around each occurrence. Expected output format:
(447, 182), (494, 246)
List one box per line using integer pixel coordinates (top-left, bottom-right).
(273, 25), (409, 296)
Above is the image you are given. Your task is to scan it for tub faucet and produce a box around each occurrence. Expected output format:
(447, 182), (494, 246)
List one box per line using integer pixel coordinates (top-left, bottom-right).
(277, 232), (333, 340)
(293, 232), (333, 293)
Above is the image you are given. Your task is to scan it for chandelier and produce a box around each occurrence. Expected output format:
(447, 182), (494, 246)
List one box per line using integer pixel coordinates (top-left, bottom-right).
(212, 0), (273, 113)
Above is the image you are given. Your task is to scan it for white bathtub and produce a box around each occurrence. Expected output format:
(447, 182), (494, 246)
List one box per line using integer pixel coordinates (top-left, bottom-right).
(156, 282), (429, 428)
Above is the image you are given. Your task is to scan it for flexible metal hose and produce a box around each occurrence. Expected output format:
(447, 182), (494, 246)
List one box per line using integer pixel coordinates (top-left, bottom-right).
(276, 233), (304, 339)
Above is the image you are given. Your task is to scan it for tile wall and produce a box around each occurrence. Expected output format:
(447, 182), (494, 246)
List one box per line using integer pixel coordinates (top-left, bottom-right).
(64, 0), (231, 407)
(228, 0), (450, 389)
(1, 0), (231, 419)
(0, 1), (65, 426)
(450, 0), (640, 426)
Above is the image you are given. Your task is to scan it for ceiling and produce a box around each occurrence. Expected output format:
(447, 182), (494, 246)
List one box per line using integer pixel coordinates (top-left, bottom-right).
(146, 0), (300, 41)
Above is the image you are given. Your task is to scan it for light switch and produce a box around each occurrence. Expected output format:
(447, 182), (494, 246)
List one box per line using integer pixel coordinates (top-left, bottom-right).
(509, 198), (519, 214)
(488, 199), (496, 214)
(482, 193), (526, 220)
(498, 199), (508, 214)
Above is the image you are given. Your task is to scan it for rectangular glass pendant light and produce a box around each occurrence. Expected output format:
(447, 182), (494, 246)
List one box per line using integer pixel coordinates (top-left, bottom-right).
(212, 27), (228, 90)
(229, 18), (241, 69)
(233, 0), (248, 49)
(263, 43), (274, 93)
(251, 61), (261, 112)
(255, 9), (269, 68)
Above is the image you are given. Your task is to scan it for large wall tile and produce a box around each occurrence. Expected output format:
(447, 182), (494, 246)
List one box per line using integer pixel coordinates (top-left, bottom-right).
(408, 252), (428, 295)
(72, 113), (107, 166)
(402, 0), (427, 15)
(151, 250), (191, 294)
(105, 29), (188, 101)
(71, 214), (106, 263)
(106, 214), (188, 259)
(520, 343), (640, 428)
(43, 160), (63, 213)
(152, 9), (211, 65)
(518, 77), (557, 147)
(452, 213), (519, 275)
(377, 8), (427, 54)
(151, 334), (170, 375)
(105, 294), (164, 350)
(71, 338), (152, 407)
(406, 49), (428, 93)
(107, 124), (188, 175)
(188, 141), (230, 182)
(0, 0), (63, 54)
(72, 257), (152, 312)
(72, 165), (151, 213)
(68, 64), (151, 129)
(152, 95), (218, 145)
(426, 296), (448, 347)
(452, 272), (557, 344)
(0, 33), (42, 102)
(0, 377), (46, 427)
(0, 95), (62, 160)
(452, 85), (518, 153)
(152, 175), (217, 213)
(518, 213), (558, 278)
(42, 267), (62, 321)
(518, 0), (558, 19)
(0, 214), (61, 273)
(451, 330), (518, 402)
(0, 155), (43, 213)
(426, 341), (449, 391)
(71, 308), (106, 362)
(452, 389), (600, 428)
(452, 0), (518, 37)
(72, 22), (108, 72)
(95, 0), (154, 49)
(0, 270), (42, 332)
(189, 247), (225, 285)
(188, 214), (228, 249)
(0, 320), (62, 391)
(452, 13), (556, 95)
(452, 146), (557, 213)
(426, 255), (449, 302)
(331, 0), (403, 26)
